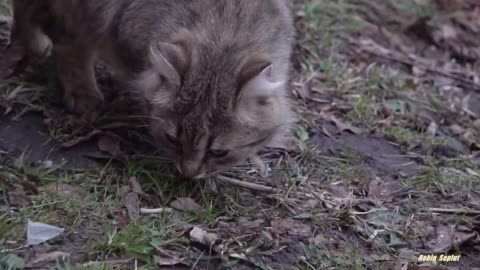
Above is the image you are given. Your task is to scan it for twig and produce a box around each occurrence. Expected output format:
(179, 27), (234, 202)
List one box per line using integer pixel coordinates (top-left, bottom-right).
(216, 175), (278, 193)
(61, 129), (102, 148)
(139, 207), (172, 214)
(427, 208), (480, 215)
(351, 38), (480, 92)
(82, 259), (135, 267)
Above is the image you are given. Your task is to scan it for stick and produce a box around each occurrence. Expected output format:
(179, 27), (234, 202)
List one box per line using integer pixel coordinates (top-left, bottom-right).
(351, 38), (480, 92)
(216, 175), (278, 193)
(61, 129), (102, 148)
(139, 207), (172, 214)
(427, 208), (480, 215)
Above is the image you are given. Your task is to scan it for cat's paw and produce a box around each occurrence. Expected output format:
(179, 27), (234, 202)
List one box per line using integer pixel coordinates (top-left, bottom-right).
(63, 89), (104, 115)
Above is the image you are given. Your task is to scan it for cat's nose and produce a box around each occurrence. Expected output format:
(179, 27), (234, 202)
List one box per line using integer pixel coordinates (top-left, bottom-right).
(178, 160), (203, 178)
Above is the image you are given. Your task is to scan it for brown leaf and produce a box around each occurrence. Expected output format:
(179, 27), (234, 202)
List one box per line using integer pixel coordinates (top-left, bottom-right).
(155, 256), (186, 266)
(369, 178), (404, 201)
(128, 176), (143, 194)
(293, 81), (312, 101)
(26, 251), (70, 268)
(114, 210), (130, 229)
(97, 135), (120, 156)
(39, 183), (88, 200)
(189, 226), (220, 247)
(473, 119), (480, 131)
(429, 225), (478, 253)
(412, 66), (427, 77)
(8, 186), (31, 207)
(434, 0), (462, 10)
(154, 248), (186, 266)
(321, 113), (362, 134)
(171, 197), (205, 213)
(308, 234), (328, 246)
(368, 178), (384, 199)
(122, 192), (140, 220)
(271, 218), (312, 237)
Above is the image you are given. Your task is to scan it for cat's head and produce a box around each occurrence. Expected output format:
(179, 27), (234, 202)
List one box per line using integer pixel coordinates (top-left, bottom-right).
(136, 29), (292, 178)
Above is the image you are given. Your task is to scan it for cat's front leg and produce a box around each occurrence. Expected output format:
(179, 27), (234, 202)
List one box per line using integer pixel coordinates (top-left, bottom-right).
(53, 43), (104, 115)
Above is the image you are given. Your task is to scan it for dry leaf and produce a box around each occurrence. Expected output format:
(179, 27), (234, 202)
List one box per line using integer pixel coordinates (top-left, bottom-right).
(122, 192), (139, 220)
(309, 234), (328, 246)
(128, 176), (143, 194)
(473, 119), (480, 131)
(26, 252), (70, 268)
(369, 178), (404, 200)
(155, 256), (185, 266)
(429, 225), (477, 253)
(294, 81), (312, 100)
(427, 121), (438, 137)
(8, 186), (31, 207)
(39, 183), (88, 200)
(189, 226), (219, 247)
(271, 218), (312, 237)
(171, 197), (205, 213)
(154, 248), (186, 266)
(97, 135), (120, 156)
(321, 113), (362, 134)
(412, 66), (427, 77)
(368, 178), (384, 199)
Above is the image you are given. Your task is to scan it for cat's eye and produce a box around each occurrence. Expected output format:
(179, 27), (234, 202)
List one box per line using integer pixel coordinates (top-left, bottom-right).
(208, 149), (229, 159)
(165, 133), (178, 145)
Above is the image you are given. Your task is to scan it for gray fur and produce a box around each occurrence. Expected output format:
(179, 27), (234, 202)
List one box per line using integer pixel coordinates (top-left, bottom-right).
(12, 0), (296, 178)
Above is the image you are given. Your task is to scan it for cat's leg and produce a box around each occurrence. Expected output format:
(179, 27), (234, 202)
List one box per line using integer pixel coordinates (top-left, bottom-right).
(53, 43), (104, 114)
(11, 0), (52, 60)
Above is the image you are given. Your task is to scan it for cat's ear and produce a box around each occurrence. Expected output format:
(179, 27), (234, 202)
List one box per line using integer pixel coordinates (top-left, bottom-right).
(237, 56), (285, 100)
(149, 29), (195, 86)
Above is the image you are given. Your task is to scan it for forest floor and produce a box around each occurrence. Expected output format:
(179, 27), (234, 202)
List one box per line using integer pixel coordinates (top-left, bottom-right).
(0, 0), (479, 269)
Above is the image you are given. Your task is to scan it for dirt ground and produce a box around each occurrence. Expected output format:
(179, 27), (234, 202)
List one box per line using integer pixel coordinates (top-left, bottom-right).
(1, 0), (480, 269)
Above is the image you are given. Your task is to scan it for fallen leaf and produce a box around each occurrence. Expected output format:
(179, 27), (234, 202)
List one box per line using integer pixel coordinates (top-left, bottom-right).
(473, 119), (480, 131)
(122, 192), (140, 221)
(128, 176), (143, 194)
(368, 210), (405, 227)
(97, 135), (120, 156)
(39, 183), (88, 200)
(26, 252), (70, 268)
(27, 220), (64, 246)
(154, 248), (186, 266)
(412, 66), (427, 77)
(320, 113), (362, 134)
(271, 218), (312, 237)
(368, 178), (384, 199)
(294, 81), (312, 100)
(7, 186), (31, 207)
(369, 179), (404, 201)
(309, 234), (328, 246)
(154, 256), (186, 266)
(427, 121), (438, 137)
(189, 226), (220, 247)
(434, 0), (462, 10)
(301, 199), (319, 210)
(428, 224), (478, 253)
(114, 210), (130, 229)
(171, 197), (205, 213)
